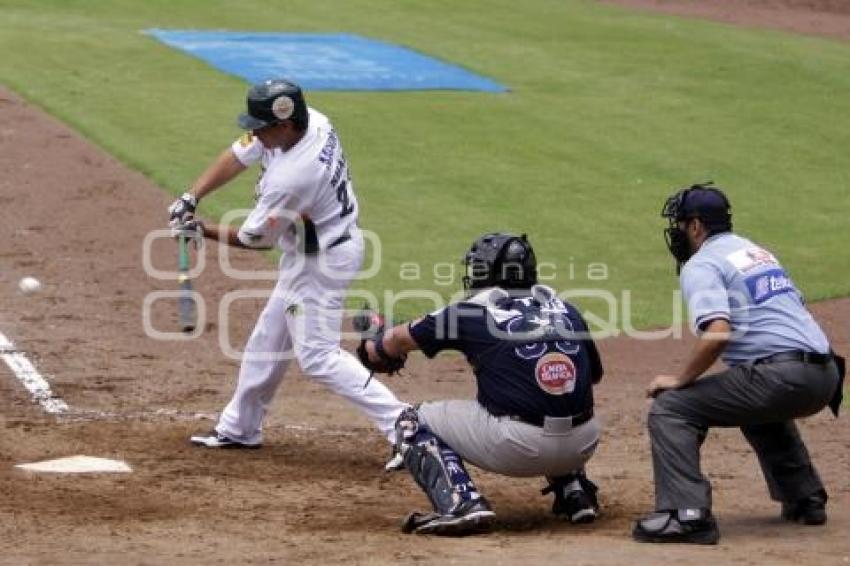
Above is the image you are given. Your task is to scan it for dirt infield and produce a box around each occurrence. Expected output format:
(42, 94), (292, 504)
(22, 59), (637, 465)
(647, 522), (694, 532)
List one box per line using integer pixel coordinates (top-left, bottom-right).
(602, 0), (850, 43)
(1, 11), (850, 561)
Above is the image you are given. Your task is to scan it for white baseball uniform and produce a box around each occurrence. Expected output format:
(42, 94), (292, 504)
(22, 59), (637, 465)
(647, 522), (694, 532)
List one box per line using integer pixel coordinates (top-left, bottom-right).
(215, 108), (407, 445)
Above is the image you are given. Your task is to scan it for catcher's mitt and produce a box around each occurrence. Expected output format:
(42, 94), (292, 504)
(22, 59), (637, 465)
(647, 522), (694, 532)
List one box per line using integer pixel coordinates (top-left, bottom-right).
(357, 333), (406, 375)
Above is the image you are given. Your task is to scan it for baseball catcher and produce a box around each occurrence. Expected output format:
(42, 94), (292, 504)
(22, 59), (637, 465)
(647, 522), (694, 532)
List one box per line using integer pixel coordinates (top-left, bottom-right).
(359, 232), (604, 535)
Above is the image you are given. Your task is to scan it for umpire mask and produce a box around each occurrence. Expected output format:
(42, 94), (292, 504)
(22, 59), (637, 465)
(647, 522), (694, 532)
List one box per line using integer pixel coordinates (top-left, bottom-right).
(662, 218), (693, 274)
(661, 182), (732, 273)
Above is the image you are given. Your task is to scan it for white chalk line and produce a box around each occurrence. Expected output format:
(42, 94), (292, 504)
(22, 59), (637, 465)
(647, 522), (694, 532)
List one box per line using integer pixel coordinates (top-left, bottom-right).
(0, 331), (68, 414)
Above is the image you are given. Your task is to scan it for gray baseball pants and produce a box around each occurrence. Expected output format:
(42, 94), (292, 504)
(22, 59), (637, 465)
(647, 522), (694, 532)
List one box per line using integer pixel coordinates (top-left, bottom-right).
(648, 359), (840, 511)
(418, 400), (600, 478)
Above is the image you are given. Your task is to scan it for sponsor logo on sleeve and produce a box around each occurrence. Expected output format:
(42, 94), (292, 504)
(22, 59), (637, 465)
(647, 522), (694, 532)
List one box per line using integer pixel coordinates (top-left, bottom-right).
(534, 352), (577, 395)
(745, 268), (796, 304)
(726, 247), (778, 273)
(238, 133), (255, 147)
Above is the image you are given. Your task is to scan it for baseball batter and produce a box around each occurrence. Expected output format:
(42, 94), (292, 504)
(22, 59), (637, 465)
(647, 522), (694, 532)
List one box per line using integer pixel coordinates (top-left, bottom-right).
(169, 79), (408, 460)
(632, 183), (844, 544)
(358, 233), (603, 535)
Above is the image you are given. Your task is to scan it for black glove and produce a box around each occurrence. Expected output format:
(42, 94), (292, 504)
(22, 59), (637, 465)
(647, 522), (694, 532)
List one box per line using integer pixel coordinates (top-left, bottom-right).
(168, 192), (198, 226)
(357, 333), (406, 375)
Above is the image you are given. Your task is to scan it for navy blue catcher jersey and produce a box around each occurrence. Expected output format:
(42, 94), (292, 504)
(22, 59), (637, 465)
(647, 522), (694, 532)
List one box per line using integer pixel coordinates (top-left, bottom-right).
(409, 285), (603, 422)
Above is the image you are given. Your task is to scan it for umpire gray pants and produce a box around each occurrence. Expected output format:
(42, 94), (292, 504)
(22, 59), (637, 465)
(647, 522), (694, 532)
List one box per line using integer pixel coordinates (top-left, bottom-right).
(418, 400), (600, 478)
(649, 359), (840, 511)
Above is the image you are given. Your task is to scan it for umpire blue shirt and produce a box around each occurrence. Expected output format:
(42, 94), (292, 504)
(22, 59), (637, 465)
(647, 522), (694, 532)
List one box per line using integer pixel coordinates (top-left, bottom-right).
(408, 285), (603, 423)
(680, 232), (830, 365)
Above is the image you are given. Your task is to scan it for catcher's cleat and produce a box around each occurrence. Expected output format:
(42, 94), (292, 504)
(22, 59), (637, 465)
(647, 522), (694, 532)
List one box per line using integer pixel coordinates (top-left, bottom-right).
(781, 491), (827, 525)
(384, 445), (405, 472)
(556, 489), (598, 524)
(402, 498), (496, 536)
(632, 509), (720, 545)
(543, 472), (599, 524)
(400, 511), (441, 533)
(189, 431), (262, 449)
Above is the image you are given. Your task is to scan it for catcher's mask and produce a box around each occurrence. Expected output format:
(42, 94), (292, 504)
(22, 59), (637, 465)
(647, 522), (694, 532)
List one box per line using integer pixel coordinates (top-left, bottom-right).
(661, 181), (732, 273)
(462, 232), (537, 294)
(238, 79), (309, 132)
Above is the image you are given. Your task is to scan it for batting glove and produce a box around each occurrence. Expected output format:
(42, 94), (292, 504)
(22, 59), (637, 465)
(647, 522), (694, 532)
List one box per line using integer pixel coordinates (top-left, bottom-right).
(171, 219), (205, 247)
(168, 192), (198, 227)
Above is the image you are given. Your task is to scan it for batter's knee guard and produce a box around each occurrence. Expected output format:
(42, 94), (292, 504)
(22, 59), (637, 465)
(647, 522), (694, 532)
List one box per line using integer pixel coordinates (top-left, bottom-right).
(394, 406), (482, 515)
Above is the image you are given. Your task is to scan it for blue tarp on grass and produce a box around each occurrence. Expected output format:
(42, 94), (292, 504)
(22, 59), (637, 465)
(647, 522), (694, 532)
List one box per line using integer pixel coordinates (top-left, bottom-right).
(145, 30), (508, 92)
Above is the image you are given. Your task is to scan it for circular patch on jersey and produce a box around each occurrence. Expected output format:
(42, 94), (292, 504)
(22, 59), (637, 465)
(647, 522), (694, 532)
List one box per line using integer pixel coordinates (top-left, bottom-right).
(534, 352), (576, 395)
(272, 96), (295, 120)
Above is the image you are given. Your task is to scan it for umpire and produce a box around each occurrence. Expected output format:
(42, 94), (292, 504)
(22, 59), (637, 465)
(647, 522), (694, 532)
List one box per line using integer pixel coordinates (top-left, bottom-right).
(633, 182), (845, 545)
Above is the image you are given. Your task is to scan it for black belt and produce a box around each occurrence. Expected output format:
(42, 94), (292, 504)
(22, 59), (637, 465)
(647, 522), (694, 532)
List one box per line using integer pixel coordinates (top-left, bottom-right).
(510, 408), (594, 428)
(301, 218), (351, 255)
(753, 351), (833, 366)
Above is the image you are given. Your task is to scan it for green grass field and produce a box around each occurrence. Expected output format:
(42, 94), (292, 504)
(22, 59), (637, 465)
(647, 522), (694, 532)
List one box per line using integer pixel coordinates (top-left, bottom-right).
(2, 0), (849, 326)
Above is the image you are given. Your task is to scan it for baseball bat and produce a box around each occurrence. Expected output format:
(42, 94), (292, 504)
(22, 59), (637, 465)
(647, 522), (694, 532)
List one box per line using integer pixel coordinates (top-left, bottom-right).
(178, 234), (196, 333)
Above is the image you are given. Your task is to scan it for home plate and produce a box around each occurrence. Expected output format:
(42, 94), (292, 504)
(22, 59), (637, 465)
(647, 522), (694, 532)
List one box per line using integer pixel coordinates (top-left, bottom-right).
(15, 455), (132, 473)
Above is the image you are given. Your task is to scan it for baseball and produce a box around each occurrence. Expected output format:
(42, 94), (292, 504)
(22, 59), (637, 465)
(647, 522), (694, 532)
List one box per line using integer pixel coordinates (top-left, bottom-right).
(18, 276), (42, 295)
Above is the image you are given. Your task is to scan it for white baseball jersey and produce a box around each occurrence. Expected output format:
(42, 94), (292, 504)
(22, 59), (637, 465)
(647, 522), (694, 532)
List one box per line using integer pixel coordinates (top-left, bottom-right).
(215, 108), (406, 445)
(230, 108), (359, 253)
(230, 130), (280, 169)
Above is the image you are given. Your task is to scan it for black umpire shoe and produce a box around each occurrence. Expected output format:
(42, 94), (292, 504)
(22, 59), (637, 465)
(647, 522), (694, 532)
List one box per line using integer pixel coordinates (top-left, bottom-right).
(781, 491), (827, 525)
(632, 509), (720, 545)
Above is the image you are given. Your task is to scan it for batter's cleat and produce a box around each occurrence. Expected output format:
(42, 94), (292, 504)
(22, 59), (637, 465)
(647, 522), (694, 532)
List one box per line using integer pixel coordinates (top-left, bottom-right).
(384, 445), (405, 472)
(402, 498), (496, 536)
(632, 509), (720, 545)
(781, 492), (827, 525)
(543, 472), (599, 524)
(189, 431), (262, 449)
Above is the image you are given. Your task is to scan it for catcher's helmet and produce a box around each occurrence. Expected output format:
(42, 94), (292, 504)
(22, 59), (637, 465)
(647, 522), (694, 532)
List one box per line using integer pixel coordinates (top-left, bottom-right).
(238, 79), (309, 131)
(462, 232), (537, 292)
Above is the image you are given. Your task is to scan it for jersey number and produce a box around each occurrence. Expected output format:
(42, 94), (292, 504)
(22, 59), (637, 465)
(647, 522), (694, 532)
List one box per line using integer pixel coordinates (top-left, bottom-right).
(336, 178), (354, 218)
